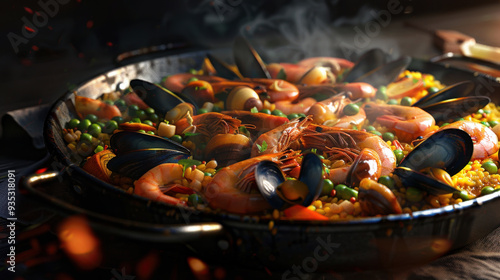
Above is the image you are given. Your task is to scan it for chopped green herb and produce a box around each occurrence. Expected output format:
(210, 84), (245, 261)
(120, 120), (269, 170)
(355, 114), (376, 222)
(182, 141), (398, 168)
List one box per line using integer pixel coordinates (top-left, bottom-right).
(178, 159), (202, 176)
(250, 107), (259, 113)
(256, 140), (268, 153)
(277, 68), (287, 80)
(184, 132), (200, 137)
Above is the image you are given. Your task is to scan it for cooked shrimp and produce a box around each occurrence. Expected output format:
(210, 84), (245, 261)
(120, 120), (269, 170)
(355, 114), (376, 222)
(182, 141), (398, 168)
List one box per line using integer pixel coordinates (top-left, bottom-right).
(267, 63), (330, 84)
(202, 152), (291, 214)
(74, 94), (121, 120)
(364, 103), (436, 142)
(273, 97), (317, 115)
(162, 73), (226, 93)
(251, 116), (313, 157)
(174, 112), (241, 139)
(300, 125), (396, 176)
(222, 110), (289, 139)
(307, 95), (366, 128)
(438, 120), (499, 159)
(244, 78), (299, 102)
(134, 163), (185, 206)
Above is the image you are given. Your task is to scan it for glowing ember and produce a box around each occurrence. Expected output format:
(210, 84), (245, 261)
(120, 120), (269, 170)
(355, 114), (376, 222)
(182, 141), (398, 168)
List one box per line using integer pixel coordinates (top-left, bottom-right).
(187, 257), (209, 280)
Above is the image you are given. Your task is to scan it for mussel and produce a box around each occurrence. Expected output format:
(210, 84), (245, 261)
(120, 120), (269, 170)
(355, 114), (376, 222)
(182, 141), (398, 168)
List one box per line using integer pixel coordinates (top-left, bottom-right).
(352, 56), (411, 89)
(206, 53), (242, 80)
(255, 153), (324, 209)
(393, 128), (474, 195)
(233, 36), (271, 79)
(129, 79), (198, 118)
(342, 48), (387, 83)
(107, 131), (191, 179)
(412, 81), (491, 123)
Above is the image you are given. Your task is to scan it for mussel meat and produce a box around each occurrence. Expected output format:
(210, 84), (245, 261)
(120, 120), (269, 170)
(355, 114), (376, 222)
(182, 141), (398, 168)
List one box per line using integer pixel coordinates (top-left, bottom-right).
(255, 153), (323, 209)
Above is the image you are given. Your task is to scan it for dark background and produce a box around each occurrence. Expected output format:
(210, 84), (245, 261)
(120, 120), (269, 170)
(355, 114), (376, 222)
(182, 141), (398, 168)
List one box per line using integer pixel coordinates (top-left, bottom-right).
(1, 0), (500, 131)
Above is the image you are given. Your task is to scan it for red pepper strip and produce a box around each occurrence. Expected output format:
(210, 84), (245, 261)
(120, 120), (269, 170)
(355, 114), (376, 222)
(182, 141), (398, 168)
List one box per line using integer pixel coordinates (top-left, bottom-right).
(393, 140), (403, 151)
(283, 205), (328, 221)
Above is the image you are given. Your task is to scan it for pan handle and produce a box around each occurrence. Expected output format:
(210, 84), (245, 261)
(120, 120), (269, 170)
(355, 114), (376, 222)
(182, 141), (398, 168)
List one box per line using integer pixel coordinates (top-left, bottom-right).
(21, 171), (224, 242)
(114, 42), (192, 66)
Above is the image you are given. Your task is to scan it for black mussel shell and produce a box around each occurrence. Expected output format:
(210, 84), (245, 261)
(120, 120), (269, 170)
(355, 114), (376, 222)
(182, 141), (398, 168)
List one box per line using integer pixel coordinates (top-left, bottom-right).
(413, 81), (475, 108)
(233, 36), (271, 79)
(399, 128), (473, 177)
(419, 96), (491, 123)
(353, 56), (411, 88)
(255, 160), (287, 209)
(393, 167), (458, 195)
(255, 153), (324, 209)
(107, 149), (190, 179)
(206, 53), (242, 80)
(298, 153), (324, 206)
(342, 48), (387, 83)
(129, 79), (197, 117)
(110, 131), (190, 155)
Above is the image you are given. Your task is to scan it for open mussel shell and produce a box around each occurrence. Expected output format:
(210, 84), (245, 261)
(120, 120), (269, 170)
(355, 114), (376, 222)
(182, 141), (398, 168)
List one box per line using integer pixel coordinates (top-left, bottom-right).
(399, 128), (473, 176)
(393, 167), (458, 195)
(107, 149), (190, 180)
(413, 81), (475, 108)
(233, 36), (271, 79)
(129, 79), (198, 117)
(353, 56), (411, 88)
(419, 96), (491, 123)
(255, 153), (324, 209)
(110, 131), (190, 155)
(206, 53), (242, 80)
(342, 48), (387, 83)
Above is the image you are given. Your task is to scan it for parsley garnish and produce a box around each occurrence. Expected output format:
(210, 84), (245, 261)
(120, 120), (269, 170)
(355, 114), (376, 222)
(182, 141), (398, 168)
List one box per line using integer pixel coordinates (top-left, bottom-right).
(256, 140), (268, 153)
(277, 68), (287, 80)
(178, 159), (202, 176)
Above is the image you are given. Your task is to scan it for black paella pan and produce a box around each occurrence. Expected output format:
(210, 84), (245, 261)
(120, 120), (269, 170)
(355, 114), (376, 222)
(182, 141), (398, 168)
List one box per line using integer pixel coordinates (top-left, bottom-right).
(21, 48), (500, 271)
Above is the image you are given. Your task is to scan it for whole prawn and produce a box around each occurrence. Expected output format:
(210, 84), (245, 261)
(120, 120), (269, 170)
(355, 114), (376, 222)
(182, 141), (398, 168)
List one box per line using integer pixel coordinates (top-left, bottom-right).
(134, 163), (186, 206)
(364, 102), (436, 142)
(307, 95), (366, 128)
(251, 116), (313, 157)
(202, 152), (294, 214)
(74, 94), (121, 120)
(328, 148), (382, 188)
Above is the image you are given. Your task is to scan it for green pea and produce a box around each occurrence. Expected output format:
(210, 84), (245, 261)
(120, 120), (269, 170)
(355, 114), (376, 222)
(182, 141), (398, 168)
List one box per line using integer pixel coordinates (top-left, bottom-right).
(394, 149), (404, 163)
(145, 107), (155, 115)
(188, 194), (202, 207)
(149, 113), (159, 123)
(459, 190), (470, 201)
(198, 108), (208, 114)
(260, 109), (271, 115)
(271, 109), (284, 116)
(87, 123), (102, 137)
(488, 120), (499, 128)
(147, 131), (155, 135)
(343, 103), (360, 116)
(481, 186), (495, 196)
(137, 130), (146, 133)
(188, 69), (198, 75)
(365, 125), (376, 132)
(114, 99), (127, 111)
(95, 122), (105, 129)
(370, 130), (382, 136)
(298, 113), (307, 118)
(85, 114), (98, 123)
(482, 161), (498, 174)
(204, 172), (212, 177)
(130, 118), (141, 123)
(484, 110), (491, 114)
(78, 119), (92, 131)
(112, 116), (124, 124)
(128, 104), (139, 116)
(376, 86), (388, 101)
(428, 87), (440, 94)
(67, 118), (80, 129)
(320, 179), (334, 196)
(335, 184), (358, 200)
(477, 109), (484, 114)
(406, 187), (424, 202)
(481, 121), (490, 127)
(387, 99), (398, 105)
(212, 106), (222, 113)
(382, 132), (395, 142)
(103, 120), (118, 133)
(187, 77), (198, 83)
(170, 135), (183, 143)
(135, 110), (147, 121)
(143, 120), (153, 127)
(400, 97), (412, 106)
(94, 145), (104, 154)
(287, 113), (299, 120)
(378, 176), (395, 189)
(80, 132), (93, 143)
(440, 122), (450, 127)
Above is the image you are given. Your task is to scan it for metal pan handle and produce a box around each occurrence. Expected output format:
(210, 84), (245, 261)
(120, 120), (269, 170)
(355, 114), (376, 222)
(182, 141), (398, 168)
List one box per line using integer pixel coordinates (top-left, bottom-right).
(21, 171), (224, 242)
